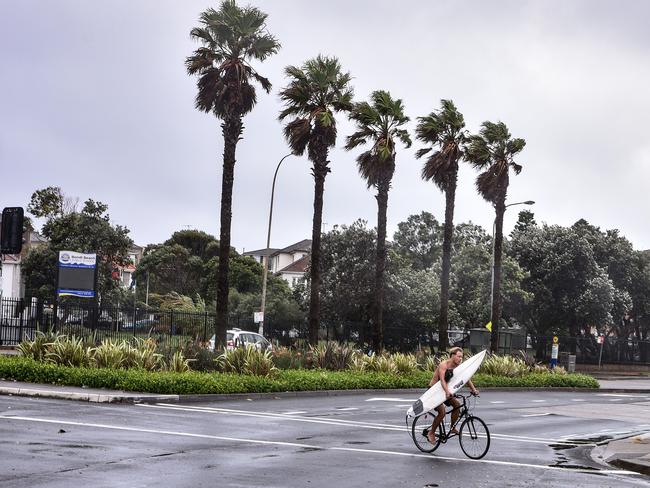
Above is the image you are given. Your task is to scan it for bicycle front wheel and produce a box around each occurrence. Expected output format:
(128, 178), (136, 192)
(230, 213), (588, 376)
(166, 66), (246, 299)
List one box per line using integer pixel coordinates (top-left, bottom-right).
(411, 412), (443, 453)
(459, 416), (490, 459)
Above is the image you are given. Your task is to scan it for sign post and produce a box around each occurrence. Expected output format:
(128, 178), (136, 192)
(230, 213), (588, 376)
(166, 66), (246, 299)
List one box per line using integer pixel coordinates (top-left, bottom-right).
(598, 334), (605, 369)
(550, 336), (559, 369)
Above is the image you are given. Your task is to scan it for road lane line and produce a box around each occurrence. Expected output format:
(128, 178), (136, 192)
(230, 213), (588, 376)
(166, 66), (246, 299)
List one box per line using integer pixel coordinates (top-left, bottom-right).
(336, 407), (359, 411)
(283, 411), (308, 415)
(0, 415), (636, 476)
(139, 403), (590, 446)
(365, 398), (415, 402)
(597, 394), (649, 398)
(490, 401), (505, 404)
(521, 413), (551, 417)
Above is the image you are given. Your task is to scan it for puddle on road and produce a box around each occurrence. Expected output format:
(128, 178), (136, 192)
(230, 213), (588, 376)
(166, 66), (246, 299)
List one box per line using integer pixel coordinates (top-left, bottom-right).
(345, 441), (370, 445)
(296, 436), (313, 441)
(565, 435), (613, 444)
(423, 484), (439, 487)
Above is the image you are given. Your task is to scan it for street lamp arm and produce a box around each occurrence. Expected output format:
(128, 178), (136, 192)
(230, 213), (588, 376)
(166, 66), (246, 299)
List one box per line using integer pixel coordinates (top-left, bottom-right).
(259, 153), (293, 335)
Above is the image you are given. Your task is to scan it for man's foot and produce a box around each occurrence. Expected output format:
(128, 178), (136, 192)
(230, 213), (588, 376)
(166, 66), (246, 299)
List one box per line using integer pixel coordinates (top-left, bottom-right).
(449, 428), (459, 436)
(427, 429), (436, 443)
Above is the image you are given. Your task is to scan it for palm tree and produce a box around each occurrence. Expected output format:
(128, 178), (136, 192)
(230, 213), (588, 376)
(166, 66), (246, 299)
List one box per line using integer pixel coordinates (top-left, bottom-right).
(345, 90), (411, 352)
(415, 100), (467, 352)
(278, 55), (353, 346)
(465, 121), (526, 352)
(185, 1), (279, 348)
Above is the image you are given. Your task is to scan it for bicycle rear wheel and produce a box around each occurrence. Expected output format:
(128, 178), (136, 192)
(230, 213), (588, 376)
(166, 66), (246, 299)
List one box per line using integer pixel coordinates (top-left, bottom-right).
(459, 415), (490, 459)
(411, 412), (443, 453)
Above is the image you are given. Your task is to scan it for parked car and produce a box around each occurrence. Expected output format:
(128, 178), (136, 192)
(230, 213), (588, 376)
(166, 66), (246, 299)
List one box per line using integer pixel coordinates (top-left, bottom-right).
(122, 318), (159, 330)
(208, 328), (271, 352)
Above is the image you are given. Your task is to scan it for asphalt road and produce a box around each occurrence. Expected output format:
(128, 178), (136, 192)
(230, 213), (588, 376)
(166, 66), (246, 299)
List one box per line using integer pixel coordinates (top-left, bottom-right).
(1, 390), (650, 488)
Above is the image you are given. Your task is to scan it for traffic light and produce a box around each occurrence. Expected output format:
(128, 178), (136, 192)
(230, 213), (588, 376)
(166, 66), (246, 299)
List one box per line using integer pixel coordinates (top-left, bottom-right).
(1, 207), (25, 254)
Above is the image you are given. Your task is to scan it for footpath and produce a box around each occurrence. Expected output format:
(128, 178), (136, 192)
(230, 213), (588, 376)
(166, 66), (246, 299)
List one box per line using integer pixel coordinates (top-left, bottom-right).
(1, 375), (650, 475)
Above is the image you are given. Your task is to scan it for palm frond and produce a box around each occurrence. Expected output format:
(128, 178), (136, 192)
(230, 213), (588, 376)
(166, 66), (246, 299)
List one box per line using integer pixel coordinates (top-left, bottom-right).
(187, 0), (278, 119)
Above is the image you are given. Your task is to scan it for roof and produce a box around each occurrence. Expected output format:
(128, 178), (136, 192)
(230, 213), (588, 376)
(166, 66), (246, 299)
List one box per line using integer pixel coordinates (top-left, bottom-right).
(274, 239), (312, 256)
(278, 255), (310, 274)
(243, 248), (280, 257)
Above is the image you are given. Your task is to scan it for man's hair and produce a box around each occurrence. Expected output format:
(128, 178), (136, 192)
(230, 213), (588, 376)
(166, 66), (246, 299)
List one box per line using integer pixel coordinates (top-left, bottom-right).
(449, 347), (463, 356)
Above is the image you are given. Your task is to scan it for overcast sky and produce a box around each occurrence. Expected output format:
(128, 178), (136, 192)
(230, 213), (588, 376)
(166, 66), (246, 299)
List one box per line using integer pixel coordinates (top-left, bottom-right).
(2, 0), (649, 253)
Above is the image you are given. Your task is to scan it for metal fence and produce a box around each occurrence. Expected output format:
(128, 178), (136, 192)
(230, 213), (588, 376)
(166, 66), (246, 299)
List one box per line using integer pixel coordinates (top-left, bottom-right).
(2, 297), (649, 365)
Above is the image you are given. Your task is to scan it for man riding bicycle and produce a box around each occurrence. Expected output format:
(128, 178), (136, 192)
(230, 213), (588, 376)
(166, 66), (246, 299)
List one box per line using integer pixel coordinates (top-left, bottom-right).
(427, 347), (479, 443)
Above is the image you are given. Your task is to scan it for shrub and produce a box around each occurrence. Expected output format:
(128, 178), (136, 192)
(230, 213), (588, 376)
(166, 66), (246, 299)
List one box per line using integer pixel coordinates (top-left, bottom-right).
(0, 356), (599, 394)
(479, 354), (529, 377)
(271, 347), (305, 370)
(219, 346), (277, 377)
(167, 351), (190, 373)
(391, 353), (419, 374)
(91, 339), (128, 369)
(18, 331), (62, 361)
(45, 335), (88, 368)
(127, 338), (163, 371)
(311, 342), (354, 371)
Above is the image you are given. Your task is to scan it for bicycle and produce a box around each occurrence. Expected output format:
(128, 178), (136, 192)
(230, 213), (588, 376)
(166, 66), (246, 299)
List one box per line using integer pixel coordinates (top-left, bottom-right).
(410, 392), (490, 459)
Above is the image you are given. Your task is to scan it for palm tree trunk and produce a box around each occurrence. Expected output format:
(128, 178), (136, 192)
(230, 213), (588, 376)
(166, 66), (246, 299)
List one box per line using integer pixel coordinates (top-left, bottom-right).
(490, 200), (505, 353)
(308, 156), (328, 346)
(439, 174), (457, 352)
(374, 175), (391, 353)
(215, 115), (243, 348)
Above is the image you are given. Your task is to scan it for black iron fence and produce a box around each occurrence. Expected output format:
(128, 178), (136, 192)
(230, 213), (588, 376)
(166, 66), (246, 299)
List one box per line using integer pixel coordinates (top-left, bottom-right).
(2, 297), (649, 365)
(0, 297), (288, 348)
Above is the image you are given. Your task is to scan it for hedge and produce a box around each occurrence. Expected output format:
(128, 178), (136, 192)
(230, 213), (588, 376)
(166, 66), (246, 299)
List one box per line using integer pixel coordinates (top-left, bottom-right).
(0, 356), (599, 395)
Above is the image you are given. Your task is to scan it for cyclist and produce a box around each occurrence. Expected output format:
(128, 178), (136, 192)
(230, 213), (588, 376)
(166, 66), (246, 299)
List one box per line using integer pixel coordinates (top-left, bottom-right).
(427, 347), (479, 443)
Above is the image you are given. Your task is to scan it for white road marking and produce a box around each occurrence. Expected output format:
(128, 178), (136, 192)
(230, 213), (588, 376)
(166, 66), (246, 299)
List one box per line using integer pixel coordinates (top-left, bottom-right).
(139, 403), (589, 446)
(282, 411), (307, 415)
(335, 407), (359, 411)
(521, 413), (552, 417)
(531, 400), (546, 403)
(0, 415), (637, 475)
(597, 394), (649, 398)
(490, 401), (505, 404)
(571, 399), (586, 402)
(365, 398), (415, 402)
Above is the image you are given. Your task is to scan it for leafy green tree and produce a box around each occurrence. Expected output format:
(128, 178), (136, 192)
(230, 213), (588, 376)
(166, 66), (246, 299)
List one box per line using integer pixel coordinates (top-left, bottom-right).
(392, 212), (442, 270)
(513, 209), (536, 234)
(186, 0), (280, 348)
(415, 99), (467, 350)
(509, 225), (618, 354)
(23, 195), (133, 302)
(134, 230), (219, 300)
(26, 187), (64, 218)
(345, 90), (411, 352)
(278, 55), (353, 345)
(466, 121), (526, 352)
(316, 220), (376, 340)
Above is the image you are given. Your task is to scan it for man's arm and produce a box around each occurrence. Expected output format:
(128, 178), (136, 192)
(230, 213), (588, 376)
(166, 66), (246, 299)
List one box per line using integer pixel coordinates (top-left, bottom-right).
(439, 363), (451, 398)
(467, 379), (479, 395)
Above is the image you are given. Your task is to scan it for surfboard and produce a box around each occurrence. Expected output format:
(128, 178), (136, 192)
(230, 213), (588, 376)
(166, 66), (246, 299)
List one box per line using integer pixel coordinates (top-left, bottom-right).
(407, 349), (487, 417)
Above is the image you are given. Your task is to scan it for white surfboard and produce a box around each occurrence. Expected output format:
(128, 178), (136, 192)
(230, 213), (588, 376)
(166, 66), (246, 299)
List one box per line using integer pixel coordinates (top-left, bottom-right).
(407, 349), (487, 417)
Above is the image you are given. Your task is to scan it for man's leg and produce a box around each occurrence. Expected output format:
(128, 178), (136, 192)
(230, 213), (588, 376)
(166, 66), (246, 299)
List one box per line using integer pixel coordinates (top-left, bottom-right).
(428, 405), (445, 443)
(449, 397), (461, 434)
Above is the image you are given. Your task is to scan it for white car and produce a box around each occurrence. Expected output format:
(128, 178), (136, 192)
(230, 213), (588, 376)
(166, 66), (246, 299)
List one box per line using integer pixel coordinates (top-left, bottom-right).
(208, 328), (272, 352)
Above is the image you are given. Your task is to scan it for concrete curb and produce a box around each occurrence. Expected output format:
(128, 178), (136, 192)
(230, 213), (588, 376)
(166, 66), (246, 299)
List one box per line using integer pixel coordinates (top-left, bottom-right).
(0, 386), (178, 404)
(610, 458), (650, 476)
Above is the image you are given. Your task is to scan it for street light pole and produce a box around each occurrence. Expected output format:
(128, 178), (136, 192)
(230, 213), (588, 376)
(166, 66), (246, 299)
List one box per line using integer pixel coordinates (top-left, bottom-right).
(489, 200), (535, 337)
(259, 153), (293, 336)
